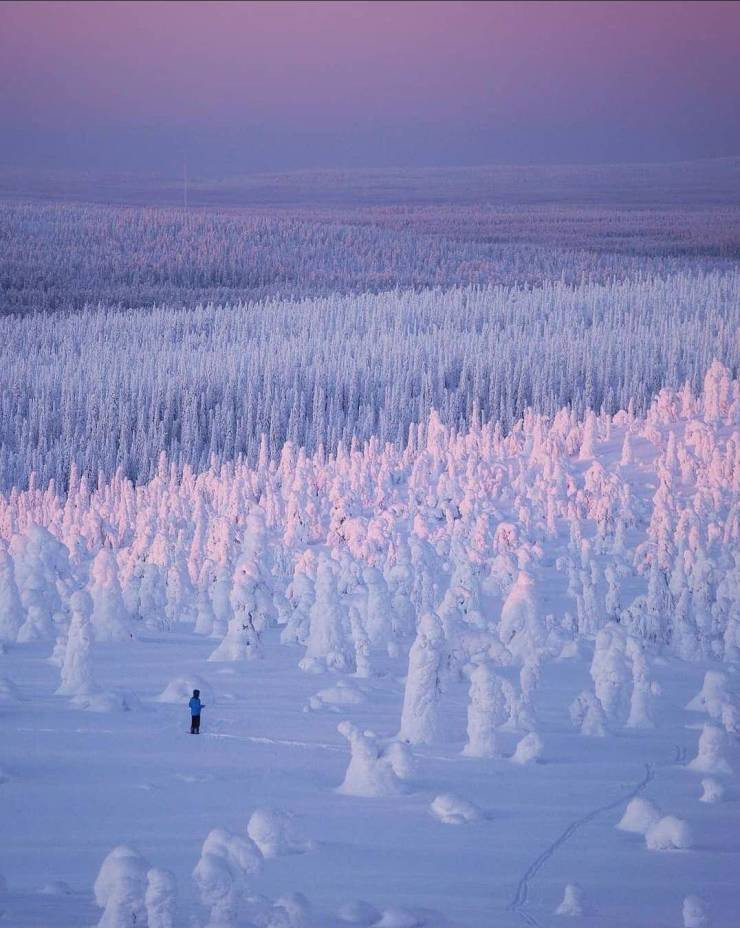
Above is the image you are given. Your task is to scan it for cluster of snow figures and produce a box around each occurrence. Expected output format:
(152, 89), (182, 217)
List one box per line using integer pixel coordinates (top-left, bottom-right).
(1, 269), (738, 490)
(92, 805), (316, 928)
(0, 362), (737, 725)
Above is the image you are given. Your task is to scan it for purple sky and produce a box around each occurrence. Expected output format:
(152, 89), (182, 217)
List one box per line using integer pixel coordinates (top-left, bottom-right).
(1, 1), (738, 175)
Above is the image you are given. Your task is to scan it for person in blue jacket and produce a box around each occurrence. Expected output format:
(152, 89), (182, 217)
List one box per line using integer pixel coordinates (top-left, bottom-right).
(189, 689), (204, 734)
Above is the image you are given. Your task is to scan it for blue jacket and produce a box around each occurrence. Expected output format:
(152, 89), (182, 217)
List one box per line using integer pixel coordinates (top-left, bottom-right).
(189, 697), (202, 716)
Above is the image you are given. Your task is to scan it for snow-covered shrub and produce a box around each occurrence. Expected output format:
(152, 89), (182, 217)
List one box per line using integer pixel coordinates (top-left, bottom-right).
(511, 732), (543, 765)
(616, 797), (661, 834)
(686, 670), (732, 719)
(683, 895), (708, 927)
(384, 741), (414, 781)
(699, 777), (724, 803)
(555, 883), (586, 916)
(94, 845), (149, 928)
(569, 690), (607, 737)
(645, 815), (692, 851)
(429, 793), (481, 825)
(337, 722), (403, 798)
(688, 724), (732, 776)
(246, 808), (312, 858)
(193, 828), (262, 928)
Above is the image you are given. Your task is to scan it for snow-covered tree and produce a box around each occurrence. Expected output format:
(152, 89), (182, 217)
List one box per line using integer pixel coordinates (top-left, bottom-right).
(462, 661), (508, 757)
(193, 828), (262, 928)
(94, 846), (149, 928)
(89, 549), (132, 643)
(57, 590), (98, 698)
(0, 543), (23, 642)
(299, 555), (353, 673)
(145, 868), (177, 928)
(336, 721), (404, 798)
(398, 612), (445, 745)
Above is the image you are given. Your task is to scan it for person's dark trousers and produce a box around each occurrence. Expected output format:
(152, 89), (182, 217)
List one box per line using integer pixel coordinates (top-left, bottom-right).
(191, 715), (201, 734)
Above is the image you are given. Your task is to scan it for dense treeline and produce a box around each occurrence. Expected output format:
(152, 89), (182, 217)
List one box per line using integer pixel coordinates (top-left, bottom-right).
(1, 200), (738, 315)
(0, 270), (736, 490)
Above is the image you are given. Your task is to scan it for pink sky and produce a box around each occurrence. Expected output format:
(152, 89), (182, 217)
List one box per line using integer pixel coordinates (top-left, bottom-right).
(0, 1), (738, 172)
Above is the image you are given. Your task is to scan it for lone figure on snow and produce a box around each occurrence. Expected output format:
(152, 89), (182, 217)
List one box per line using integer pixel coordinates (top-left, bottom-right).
(189, 689), (204, 734)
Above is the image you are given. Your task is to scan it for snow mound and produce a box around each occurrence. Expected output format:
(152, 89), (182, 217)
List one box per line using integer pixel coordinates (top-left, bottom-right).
(555, 883), (586, 916)
(429, 793), (481, 825)
(156, 675), (214, 706)
(511, 732), (543, 765)
(616, 797), (661, 834)
(247, 808), (312, 858)
(307, 682), (366, 711)
(700, 777), (724, 803)
(557, 641), (582, 661)
(337, 899), (382, 925)
(39, 880), (72, 895)
(687, 724), (732, 775)
(374, 907), (424, 928)
(645, 815), (692, 851)
(683, 895), (708, 927)
(268, 892), (312, 927)
(73, 688), (142, 713)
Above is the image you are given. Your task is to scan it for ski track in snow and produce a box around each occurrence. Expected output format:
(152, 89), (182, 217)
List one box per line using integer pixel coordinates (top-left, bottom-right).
(507, 761), (655, 927)
(204, 731), (344, 752)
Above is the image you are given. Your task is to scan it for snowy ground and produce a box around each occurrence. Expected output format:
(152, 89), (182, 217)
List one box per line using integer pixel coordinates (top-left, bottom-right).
(3, 629), (739, 927)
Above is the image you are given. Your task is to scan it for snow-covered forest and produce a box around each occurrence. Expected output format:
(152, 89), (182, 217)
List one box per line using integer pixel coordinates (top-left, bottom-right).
(2, 360), (737, 662)
(2, 196), (739, 315)
(1, 269), (737, 490)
